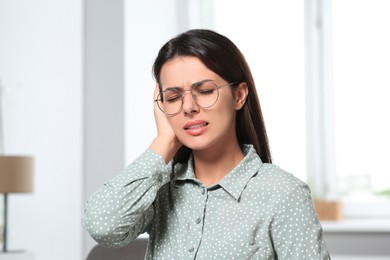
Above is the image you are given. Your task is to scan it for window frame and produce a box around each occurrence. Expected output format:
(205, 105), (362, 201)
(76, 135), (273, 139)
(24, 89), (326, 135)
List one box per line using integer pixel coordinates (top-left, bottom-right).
(304, 0), (390, 218)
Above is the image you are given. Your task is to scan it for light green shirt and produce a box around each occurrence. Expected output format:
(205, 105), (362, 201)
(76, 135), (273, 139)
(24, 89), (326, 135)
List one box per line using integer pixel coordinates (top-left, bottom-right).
(82, 145), (330, 259)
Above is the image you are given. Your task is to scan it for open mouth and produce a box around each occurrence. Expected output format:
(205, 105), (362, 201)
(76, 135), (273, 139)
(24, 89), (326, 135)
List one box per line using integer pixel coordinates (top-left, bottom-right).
(184, 122), (209, 130)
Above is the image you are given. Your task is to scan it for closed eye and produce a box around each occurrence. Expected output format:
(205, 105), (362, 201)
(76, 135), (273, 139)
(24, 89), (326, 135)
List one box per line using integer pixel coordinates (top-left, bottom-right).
(165, 95), (181, 103)
(163, 90), (182, 103)
(196, 88), (215, 95)
(194, 82), (217, 96)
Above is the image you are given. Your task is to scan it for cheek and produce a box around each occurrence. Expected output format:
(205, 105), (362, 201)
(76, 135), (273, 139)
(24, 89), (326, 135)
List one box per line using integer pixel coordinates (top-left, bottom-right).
(215, 96), (237, 119)
(218, 107), (237, 126)
(221, 105), (239, 131)
(207, 100), (237, 130)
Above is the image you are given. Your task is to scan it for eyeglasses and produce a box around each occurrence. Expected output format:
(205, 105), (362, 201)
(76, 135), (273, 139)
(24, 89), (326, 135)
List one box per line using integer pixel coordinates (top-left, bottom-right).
(154, 81), (237, 116)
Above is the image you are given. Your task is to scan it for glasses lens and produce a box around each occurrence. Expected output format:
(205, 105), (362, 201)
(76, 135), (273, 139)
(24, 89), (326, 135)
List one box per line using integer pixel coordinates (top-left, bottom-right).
(159, 89), (183, 115)
(157, 82), (220, 115)
(193, 82), (219, 108)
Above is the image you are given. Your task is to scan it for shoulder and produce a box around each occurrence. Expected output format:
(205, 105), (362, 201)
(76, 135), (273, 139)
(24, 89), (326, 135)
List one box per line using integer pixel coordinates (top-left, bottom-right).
(242, 145), (310, 195)
(249, 163), (311, 198)
(259, 163), (307, 186)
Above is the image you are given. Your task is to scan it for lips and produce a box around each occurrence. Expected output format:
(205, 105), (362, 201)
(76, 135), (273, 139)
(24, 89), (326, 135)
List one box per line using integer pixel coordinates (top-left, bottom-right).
(184, 122), (209, 130)
(183, 120), (209, 130)
(183, 120), (209, 136)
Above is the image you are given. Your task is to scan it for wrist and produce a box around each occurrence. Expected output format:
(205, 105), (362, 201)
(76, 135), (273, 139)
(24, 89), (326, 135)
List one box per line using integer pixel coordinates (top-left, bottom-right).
(150, 137), (181, 164)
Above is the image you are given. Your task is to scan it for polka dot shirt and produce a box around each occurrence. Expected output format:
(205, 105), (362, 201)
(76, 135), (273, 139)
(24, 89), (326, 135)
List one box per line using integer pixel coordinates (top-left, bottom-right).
(82, 144), (330, 259)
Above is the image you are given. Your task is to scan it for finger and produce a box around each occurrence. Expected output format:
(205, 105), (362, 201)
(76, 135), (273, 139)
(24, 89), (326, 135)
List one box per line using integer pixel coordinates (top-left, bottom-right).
(154, 83), (160, 101)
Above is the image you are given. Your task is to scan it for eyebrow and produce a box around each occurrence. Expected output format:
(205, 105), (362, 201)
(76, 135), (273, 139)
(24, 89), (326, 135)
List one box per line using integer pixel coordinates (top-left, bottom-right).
(164, 79), (214, 91)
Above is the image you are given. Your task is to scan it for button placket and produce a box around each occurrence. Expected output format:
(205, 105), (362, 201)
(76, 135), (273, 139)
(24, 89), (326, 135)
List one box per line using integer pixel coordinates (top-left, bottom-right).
(188, 186), (207, 256)
(197, 187), (207, 226)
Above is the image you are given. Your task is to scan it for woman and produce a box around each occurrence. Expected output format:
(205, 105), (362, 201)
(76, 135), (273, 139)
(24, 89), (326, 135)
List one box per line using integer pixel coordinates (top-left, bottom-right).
(82, 29), (330, 259)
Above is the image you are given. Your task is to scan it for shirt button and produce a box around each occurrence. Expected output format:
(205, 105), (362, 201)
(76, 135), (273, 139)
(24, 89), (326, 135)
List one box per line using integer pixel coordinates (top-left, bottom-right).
(188, 247), (194, 252)
(201, 189), (205, 195)
(196, 218), (201, 224)
(157, 175), (163, 182)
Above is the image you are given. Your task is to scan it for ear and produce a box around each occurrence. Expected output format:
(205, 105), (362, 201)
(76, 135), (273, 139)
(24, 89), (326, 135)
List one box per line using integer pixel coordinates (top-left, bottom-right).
(234, 82), (248, 110)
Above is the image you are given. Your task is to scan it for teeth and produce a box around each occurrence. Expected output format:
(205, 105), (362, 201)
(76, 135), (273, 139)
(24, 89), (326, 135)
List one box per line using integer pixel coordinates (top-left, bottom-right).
(187, 123), (207, 129)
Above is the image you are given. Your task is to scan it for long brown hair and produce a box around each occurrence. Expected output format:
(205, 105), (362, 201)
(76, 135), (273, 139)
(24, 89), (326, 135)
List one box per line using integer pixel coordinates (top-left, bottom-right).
(152, 29), (272, 164)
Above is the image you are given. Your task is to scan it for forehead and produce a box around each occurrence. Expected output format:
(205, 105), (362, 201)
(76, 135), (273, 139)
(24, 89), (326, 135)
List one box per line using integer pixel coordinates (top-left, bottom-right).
(160, 56), (222, 89)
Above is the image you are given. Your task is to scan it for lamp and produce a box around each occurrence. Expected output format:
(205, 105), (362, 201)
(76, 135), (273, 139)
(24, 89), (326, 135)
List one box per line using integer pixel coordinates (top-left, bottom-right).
(0, 156), (33, 252)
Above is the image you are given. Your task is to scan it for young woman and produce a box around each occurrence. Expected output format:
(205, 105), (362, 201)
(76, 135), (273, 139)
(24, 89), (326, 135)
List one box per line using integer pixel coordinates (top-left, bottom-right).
(82, 29), (330, 259)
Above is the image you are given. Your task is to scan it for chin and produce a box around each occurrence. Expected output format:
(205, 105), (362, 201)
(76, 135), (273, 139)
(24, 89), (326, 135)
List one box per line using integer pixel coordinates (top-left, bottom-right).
(180, 137), (219, 152)
(181, 142), (207, 151)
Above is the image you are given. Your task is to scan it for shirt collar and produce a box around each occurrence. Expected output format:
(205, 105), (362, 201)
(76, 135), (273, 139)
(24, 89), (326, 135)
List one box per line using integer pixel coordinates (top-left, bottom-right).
(172, 156), (197, 182)
(172, 144), (263, 200)
(217, 145), (263, 200)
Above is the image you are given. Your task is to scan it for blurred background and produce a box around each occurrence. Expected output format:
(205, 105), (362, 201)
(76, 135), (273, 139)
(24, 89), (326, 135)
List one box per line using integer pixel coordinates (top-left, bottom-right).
(0, 0), (389, 259)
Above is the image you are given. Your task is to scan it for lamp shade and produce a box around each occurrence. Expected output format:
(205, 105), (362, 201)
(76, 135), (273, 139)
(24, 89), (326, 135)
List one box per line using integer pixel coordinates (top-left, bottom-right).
(0, 156), (33, 193)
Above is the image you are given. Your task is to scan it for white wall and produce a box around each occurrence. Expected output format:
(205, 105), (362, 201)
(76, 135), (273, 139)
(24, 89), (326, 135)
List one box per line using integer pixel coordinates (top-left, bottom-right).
(0, 0), (83, 259)
(83, 0), (125, 257)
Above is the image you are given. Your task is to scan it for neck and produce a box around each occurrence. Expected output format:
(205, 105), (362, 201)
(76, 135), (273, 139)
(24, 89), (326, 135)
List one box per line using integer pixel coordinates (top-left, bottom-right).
(193, 140), (244, 187)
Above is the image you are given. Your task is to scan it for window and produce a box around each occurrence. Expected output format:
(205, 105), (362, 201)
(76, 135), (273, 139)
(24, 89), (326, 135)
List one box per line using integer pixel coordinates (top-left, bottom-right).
(332, 0), (390, 215)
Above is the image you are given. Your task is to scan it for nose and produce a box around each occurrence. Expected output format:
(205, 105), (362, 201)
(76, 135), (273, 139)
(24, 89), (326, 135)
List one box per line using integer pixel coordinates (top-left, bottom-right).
(181, 90), (199, 116)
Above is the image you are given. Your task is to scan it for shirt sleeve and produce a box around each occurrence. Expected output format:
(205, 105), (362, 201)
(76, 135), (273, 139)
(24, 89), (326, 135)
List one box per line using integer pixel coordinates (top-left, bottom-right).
(81, 149), (172, 248)
(271, 183), (330, 260)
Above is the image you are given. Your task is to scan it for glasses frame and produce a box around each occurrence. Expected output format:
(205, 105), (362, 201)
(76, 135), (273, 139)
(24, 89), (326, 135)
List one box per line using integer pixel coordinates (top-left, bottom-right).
(154, 82), (237, 116)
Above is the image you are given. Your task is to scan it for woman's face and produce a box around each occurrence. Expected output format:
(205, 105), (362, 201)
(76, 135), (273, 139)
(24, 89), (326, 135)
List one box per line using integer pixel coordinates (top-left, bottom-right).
(159, 56), (247, 152)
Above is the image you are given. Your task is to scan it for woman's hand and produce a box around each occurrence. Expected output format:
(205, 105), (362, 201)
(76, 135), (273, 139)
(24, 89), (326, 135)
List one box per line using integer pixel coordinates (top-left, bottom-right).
(150, 84), (182, 163)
